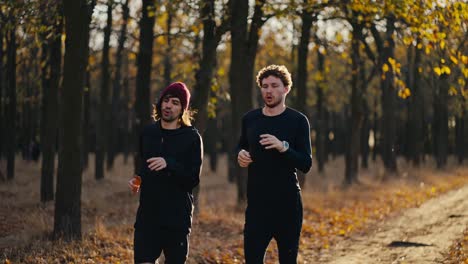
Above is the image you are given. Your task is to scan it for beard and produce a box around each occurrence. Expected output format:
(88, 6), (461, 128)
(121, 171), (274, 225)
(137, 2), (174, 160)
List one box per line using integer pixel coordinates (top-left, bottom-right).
(161, 109), (180, 123)
(161, 115), (179, 122)
(263, 96), (282, 108)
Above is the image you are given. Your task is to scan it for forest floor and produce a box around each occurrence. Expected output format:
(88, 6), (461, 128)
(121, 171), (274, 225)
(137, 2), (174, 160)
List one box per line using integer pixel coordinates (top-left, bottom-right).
(1, 154), (468, 263)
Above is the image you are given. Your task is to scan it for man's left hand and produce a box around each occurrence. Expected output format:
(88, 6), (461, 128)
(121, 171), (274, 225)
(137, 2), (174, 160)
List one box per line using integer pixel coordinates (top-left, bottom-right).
(147, 157), (167, 171)
(259, 134), (283, 151)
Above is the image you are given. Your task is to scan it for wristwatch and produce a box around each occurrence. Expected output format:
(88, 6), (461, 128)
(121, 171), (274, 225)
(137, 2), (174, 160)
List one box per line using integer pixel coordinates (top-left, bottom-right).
(280, 141), (289, 153)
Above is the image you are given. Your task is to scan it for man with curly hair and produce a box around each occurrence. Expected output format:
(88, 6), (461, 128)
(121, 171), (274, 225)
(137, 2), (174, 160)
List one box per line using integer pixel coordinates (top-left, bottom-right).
(237, 65), (312, 263)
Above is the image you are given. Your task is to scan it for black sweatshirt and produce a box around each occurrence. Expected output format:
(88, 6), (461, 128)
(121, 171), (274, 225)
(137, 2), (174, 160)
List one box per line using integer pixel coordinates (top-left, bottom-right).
(238, 107), (312, 208)
(135, 121), (203, 234)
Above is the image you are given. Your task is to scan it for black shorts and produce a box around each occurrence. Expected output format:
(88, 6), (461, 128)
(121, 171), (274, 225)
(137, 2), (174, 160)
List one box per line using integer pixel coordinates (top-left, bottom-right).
(134, 227), (189, 264)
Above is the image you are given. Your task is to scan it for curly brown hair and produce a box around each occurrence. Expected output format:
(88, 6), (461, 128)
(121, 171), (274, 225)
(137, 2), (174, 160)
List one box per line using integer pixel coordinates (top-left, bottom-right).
(256, 65), (293, 89)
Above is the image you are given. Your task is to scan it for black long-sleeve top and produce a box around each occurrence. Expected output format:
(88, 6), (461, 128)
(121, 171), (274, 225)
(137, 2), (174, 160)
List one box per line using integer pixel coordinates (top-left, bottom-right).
(135, 121), (203, 234)
(237, 107), (312, 208)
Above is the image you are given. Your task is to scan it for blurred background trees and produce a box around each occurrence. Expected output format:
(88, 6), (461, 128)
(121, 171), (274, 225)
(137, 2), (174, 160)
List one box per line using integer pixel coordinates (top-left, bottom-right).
(0, 0), (466, 239)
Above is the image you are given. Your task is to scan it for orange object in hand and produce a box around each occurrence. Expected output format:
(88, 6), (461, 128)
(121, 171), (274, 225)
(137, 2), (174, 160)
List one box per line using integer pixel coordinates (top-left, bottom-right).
(128, 175), (142, 194)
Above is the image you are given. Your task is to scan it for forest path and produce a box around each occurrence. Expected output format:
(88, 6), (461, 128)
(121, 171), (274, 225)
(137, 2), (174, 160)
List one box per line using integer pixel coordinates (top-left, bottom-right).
(315, 184), (468, 263)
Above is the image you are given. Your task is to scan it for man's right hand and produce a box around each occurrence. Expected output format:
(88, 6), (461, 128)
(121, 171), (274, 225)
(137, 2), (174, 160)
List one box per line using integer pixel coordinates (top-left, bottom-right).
(237, 149), (253, 167)
(128, 175), (141, 194)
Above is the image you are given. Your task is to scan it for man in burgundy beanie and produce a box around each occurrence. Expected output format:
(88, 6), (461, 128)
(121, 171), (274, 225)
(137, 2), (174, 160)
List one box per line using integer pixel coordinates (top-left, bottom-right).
(129, 81), (203, 263)
(157, 82), (191, 115)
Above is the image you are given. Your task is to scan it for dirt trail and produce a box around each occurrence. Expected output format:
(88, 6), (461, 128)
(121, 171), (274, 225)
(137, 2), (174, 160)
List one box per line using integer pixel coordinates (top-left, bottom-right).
(317, 184), (468, 263)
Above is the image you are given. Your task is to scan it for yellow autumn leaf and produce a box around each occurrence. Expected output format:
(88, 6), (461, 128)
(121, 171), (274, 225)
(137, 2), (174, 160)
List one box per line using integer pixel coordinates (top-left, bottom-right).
(382, 63), (389, 73)
(128, 52), (136, 60)
(441, 66), (451, 75)
(217, 67), (225, 77)
(440, 40), (445, 49)
(89, 55), (96, 66)
(459, 78), (466, 86)
(461, 55), (468, 65)
(417, 43), (423, 49)
(404, 88), (411, 97)
(450, 56), (458, 64)
(448, 86), (457, 96)
(434, 67), (442, 76)
(403, 36), (412, 46)
(425, 46), (431, 55)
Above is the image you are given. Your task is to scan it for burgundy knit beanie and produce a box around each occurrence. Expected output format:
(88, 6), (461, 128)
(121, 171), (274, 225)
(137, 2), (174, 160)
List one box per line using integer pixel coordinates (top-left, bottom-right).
(158, 82), (191, 111)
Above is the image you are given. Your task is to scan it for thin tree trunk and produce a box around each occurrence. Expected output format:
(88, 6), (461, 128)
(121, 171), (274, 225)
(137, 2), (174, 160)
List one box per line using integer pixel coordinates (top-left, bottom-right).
(315, 43), (326, 175)
(82, 70), (91, 169)
(372, 101), (378, 162)
(0, 18), (5, 162)
(229, 0), (249, 204)
(95, 0), (113, 180)
(54, 0), (94, 241)
(134, 0), (156, 174)
(6, 19), (17, 180)
(360, 103), (370, 169)
(192, 0), (217, 134)
(108, 0), (130, 169)
(163, 4), (173, 87)
(434, 74), (449, 169)
(296, 3), (313, 184)
(408, 41), (424, 166)
(455, 114), (464, 164)
(344, 22), (364, 185)
(40, 2), (62, 202)
(373, 15), (397, 175)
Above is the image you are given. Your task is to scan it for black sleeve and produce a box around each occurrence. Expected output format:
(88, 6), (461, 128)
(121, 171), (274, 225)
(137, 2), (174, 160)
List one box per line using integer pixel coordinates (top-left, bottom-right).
(236, 115), (249, 154)
(282, 115), (312, 173)
(165, 132), (203, 192)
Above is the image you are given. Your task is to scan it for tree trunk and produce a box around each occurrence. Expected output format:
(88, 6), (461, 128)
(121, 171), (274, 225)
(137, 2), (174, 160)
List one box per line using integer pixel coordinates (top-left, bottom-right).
(229, 0), (267, 204)
(455, 114), (464, 164)
(296, 3), (313, 184)
(192, 0), (218, 134)
(360, 103), (370, 169)
(123, 68), (131, 163)
(229, 0), (249, 204)
(54, 0), (94, 241)
(315, 43), (326, 175)
(108, 0), (130, 169)
(434, 74), (449, 169)
(0, 19), (5, 162)
(163, 4), (173, 87)
(204, 118), (219, 171)
(0, 24), (6, 162)
(372, 101), (379, 162)
(407, 41), (424, 166)
(344, 22), (364, 185)
(134, 0), (156, 174)
(82, 70), (91, 169)
(40, 2), (62, 202)
(378, 16), (398, 174)
(95, 0), (113, 180)
(6, 19), (17, 180)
